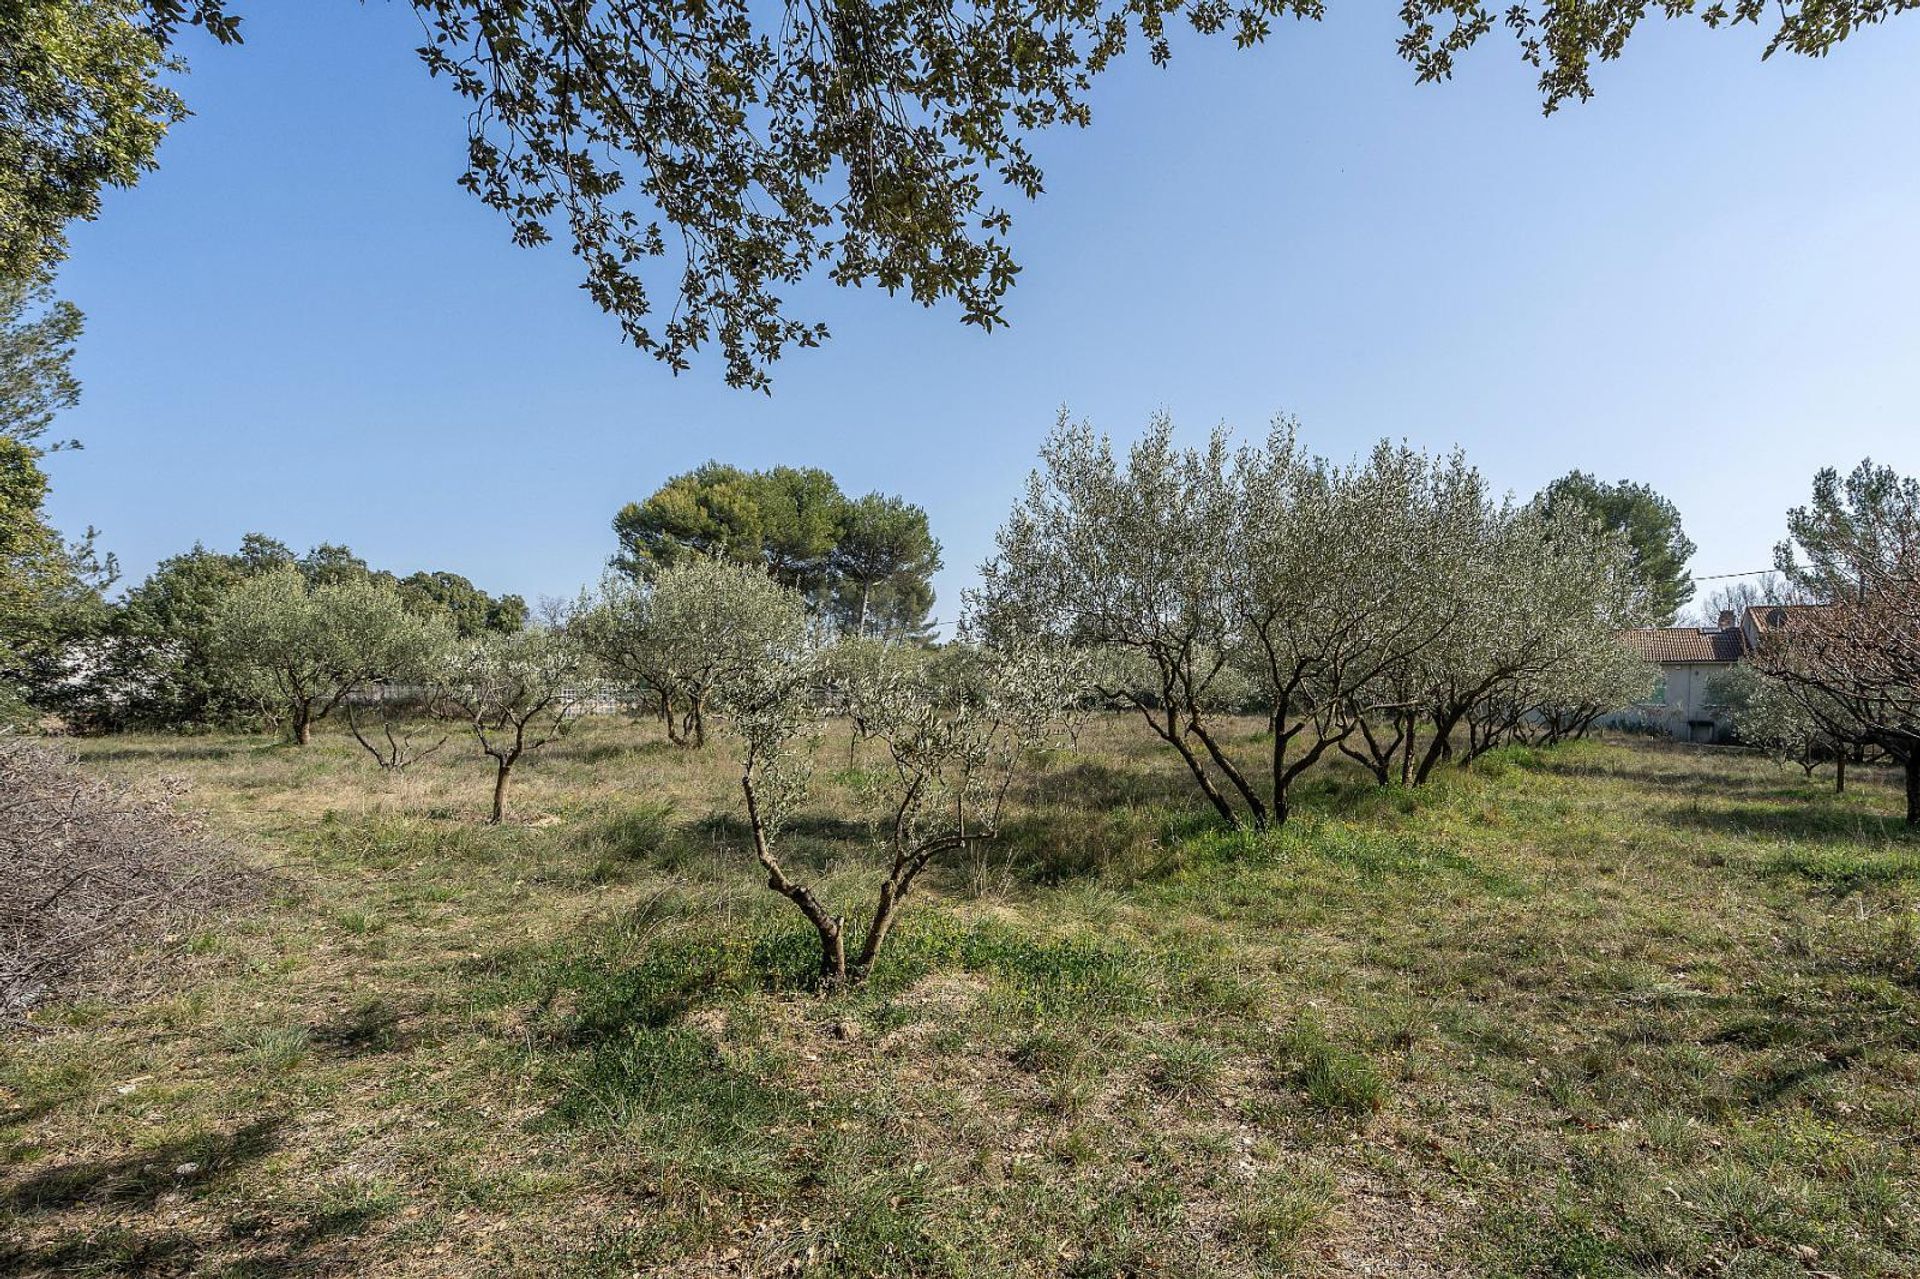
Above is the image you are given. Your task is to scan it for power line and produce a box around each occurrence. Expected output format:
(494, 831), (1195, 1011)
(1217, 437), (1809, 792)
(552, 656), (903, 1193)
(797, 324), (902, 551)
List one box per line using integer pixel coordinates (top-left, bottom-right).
(1693, 568), (1776, 581)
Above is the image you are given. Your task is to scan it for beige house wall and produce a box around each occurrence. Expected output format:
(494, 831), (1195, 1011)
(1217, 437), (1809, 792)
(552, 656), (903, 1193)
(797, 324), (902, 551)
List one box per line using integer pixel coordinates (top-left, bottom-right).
(1607, 660), (1739, 742)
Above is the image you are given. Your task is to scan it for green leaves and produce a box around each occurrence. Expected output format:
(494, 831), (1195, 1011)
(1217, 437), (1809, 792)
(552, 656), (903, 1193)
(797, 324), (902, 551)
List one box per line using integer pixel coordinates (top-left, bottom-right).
(612, 463), (940, 639)
(0, 281), (83, 447)
(0, 438), (105, 719)
(978, 411), (1657, 813)
(0, 0), (189, 284)
(1540, 471), (1696, 627)
(12, 1), (1910, 387)
(206, 567), (452, 739)
(404, 0), (1912, 385)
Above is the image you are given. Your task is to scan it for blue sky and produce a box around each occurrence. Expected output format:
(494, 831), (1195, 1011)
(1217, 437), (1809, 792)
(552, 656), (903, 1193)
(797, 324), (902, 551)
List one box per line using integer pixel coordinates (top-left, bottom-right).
(46, 4), (1920, 623)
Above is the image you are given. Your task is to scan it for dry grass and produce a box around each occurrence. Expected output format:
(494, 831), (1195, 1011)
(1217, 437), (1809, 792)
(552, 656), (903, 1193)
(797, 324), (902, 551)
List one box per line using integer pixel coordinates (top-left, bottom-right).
(1, 715), (1915, 1277)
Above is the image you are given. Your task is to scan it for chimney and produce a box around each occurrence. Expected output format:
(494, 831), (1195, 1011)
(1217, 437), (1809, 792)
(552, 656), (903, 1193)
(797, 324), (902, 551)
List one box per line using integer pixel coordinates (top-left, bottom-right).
(1717, 610), (1735, 630)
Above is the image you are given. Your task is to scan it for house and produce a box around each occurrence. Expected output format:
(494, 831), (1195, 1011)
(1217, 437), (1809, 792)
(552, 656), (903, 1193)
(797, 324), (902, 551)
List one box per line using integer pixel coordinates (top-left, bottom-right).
(1611, 611), (1747, 741)
(1608, 603), (1823, 742)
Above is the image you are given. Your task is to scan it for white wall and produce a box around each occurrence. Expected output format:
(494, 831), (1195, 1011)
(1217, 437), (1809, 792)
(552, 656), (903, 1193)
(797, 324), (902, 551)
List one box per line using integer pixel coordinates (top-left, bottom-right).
(1620, 661), (1737, 741)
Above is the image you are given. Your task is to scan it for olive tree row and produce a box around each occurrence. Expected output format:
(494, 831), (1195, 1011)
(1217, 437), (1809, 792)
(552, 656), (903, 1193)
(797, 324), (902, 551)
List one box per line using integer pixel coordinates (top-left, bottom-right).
(974, 414), (1651, 828)
(1393, 504), (1652, 777)
(1468, 631), (1656, 754)
(208, 569), (446, 745)
(207, 571), (583, 821)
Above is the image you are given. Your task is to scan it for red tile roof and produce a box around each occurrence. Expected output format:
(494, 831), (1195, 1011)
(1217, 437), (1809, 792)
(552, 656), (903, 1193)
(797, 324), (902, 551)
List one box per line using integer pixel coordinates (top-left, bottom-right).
(1743, 603), (1828, 634)
(1622, 626), (1747, 664)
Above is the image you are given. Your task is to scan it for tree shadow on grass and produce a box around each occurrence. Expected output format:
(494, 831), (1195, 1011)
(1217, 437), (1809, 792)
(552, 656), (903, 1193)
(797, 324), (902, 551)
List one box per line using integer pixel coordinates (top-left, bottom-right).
(1660, 802), (1917, 849)
(1542, 756), (1839, 801)
(308, 997), (412, 1057)
(1019, 757), (1197, 813)
(0, 1117), (283, 1213)
(0, 1224), (208, 1276)
(0, 1115), (427, 1275)
(0, 1120), (281, 1275)
(460, 890), (816, 1052)
(690, 809), (870, 847)
(76, 742), (255, 766)
(558, 735), (692, 765)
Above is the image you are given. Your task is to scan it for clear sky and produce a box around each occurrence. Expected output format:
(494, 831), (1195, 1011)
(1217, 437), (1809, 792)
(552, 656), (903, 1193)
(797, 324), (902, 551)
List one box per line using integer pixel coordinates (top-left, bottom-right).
(45, 4), (1920, 624)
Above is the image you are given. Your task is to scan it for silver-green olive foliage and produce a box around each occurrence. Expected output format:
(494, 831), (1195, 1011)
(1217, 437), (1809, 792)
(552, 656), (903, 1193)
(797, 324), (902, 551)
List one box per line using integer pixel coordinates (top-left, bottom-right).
(976, 413), (1650, 827)
(574, 557), (816, 748)
(208, 568), (450, 744)
(681, 568), (1077, 982)
(436, 627), (583, 823)
(1707, 664), (1836, 776)
(10, 2), (1910, 386)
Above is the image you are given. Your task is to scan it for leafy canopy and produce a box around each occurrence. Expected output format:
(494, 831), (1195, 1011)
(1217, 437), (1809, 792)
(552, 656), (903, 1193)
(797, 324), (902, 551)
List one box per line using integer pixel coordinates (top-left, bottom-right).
(7, 2), (1911, 384)
(89, 535), (524, 730)
(1775, 458), (1920, 602)
(613, 463), (940, 638)
(207, 567), (450, 740)
(0, 439), (110, 718)
(575, 555), (818, 747)
(976, 412), (1652, 823)
(1540, 471), (1696, 626)
(0, 284), (110, 718)
(0, 281), (83, 447)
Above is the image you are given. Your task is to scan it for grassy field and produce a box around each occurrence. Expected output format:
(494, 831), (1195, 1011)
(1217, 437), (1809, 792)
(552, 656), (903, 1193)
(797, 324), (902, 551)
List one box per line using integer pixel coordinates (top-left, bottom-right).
(3, 715), (1917, 1277)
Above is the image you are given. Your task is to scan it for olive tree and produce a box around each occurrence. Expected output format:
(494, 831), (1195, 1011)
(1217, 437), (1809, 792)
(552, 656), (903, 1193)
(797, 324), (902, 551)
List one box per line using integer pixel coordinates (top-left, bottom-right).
(344, 630), (457, 773)
(208, 568), (445, 744)
(1235, 433), (1466, 822)
(574, 557), (820, 747)
(701, 568), (1077, 981)
(1510, 636), (1657, 748)
(1330, 449), (1486, 784)
(980, 413), (1653, 816)
(436, 627), (583, 824)
(837, 641), (1082, 971)
(975, 414), (1256, 827)
(978, 415), (1484, 826)
(1708, 664), (1838, 781)
(1246, 441), (1644, 786)
(1392, 497), (1645, 779)
(698, 579), (835, 970)
(570, 571), (689, 742)
(1450, 508), (1656, 760)
(819, 635), (937, 764)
